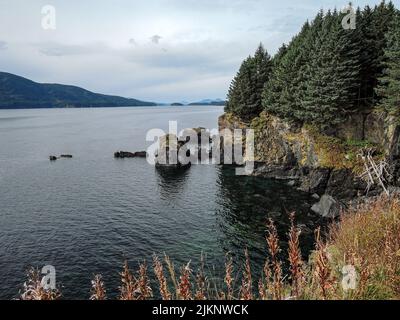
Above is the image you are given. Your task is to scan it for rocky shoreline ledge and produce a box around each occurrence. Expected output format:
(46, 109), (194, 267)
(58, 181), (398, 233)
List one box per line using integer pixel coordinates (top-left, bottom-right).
(218, 111), (400, 218)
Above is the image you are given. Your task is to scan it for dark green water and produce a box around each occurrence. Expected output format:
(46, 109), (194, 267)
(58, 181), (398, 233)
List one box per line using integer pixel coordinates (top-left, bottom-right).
(0, 106), (321, 299)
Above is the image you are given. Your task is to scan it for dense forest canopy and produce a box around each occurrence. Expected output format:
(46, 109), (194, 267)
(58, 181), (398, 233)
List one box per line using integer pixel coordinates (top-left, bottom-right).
(226, 1), (400, 128)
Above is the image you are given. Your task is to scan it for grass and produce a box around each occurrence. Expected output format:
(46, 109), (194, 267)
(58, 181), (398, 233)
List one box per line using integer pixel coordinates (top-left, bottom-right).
(19, 195), (400, 300)
(324, 196), (400, 299)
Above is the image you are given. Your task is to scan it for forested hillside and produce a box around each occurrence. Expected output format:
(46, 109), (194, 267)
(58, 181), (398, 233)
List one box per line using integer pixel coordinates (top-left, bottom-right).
(0, 72), (156, 109)
(226, 1), (399, 129)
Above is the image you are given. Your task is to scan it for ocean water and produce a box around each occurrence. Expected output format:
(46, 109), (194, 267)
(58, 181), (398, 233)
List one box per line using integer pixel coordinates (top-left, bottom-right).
(0, 106), (320, 299)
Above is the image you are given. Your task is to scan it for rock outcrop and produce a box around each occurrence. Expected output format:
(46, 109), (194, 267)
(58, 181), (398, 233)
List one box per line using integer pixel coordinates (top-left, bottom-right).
(155, 128), (213, 168)
(311, 195), (342, 219)
(155, 134), (192, 169)
(114, 151), (147, 158)
(218, 111), (400, 217)
(49, 154), (73, 161)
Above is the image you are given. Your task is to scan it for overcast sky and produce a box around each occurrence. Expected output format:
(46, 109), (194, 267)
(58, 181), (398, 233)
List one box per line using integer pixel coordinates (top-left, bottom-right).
(0, 0), (394, 103)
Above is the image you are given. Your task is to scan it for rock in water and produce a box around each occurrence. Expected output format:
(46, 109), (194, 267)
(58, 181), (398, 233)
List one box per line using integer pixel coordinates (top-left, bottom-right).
(49, 156), (57, 161)
(114, 151), (135, 158)
(134, 151), (147, 158)
(155, 134), (192, 168)
(114, 151), (147, 158)
(311, 195), (342, 218)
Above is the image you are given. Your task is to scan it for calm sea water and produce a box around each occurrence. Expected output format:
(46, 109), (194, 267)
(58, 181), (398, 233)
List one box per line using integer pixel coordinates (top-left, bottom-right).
(0, 106), (320, 299)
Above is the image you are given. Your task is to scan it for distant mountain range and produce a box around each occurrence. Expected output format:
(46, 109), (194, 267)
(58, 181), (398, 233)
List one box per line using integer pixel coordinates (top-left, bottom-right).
(0, 72), (156, 109)
(170, 99), (226, 106)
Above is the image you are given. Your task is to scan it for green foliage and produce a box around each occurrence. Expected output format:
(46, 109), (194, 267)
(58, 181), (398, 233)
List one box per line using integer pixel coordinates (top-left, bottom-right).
(225, 1), (399, 129)
(262, 5), (395, 128)
(344, 139), (374, 148)
(360, 2), (397, 108)
(225, 44), (273, 121)
(226, 1), (398, 128)
(376, 10), (400, 119)
(0, 72), (156, 108)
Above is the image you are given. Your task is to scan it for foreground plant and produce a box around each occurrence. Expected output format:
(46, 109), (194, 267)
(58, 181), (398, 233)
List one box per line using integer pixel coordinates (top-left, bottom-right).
(19, 195), (400, 300)
(239, 249), (253, 300)
(20, 268), (61, 300)
(153, 254), (172, 300)
(90, 274), (106, 300)
(287, 213), (305, 298)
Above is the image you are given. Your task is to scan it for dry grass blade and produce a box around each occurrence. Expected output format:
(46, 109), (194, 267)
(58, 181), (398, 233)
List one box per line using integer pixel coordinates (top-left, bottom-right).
(20, 268), (61, 300)
(90, 274), (106, 300)
(178, 262), (193, 300)
(260, 258), (273, 299)
(313, 228), (334, 299)
(153, 254), (172, 300)
(224, 253), (234, 300)
(164, 254), (178, 298)
(266, 219), (283, 300)
(137, 261), (153, 300)
(258, 278), (267, 300)
(288, 212), (304, 298)
(239, 249), (253, 300)
(195, 253), (207, 300)
(119, 260), (138, 300)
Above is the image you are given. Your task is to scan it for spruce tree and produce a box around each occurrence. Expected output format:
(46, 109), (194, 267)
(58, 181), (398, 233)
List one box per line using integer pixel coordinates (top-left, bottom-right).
(226, 44), (272, 121)
(236, 1), (399, 128)
(263, 21), (312, 122)
(225, 56), (253, 116)
(376, 11), (400, 118)
(359, 1), (396, 107)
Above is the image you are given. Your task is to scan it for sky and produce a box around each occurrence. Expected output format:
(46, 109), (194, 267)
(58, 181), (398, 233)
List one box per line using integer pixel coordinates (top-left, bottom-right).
(0, 0), (396, 103)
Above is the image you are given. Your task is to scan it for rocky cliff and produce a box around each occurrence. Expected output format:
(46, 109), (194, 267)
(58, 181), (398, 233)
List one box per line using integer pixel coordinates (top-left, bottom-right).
(219, 111), (400, 218)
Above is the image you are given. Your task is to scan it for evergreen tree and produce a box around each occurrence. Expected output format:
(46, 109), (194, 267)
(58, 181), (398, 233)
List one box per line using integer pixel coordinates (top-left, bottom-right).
(271, 43), (288, 66)
(232, 1), (398, 128)
(376, 11), (400, 118)
(225, 44), (272, 121)
(225, 56), (254, 117)
(359, 1), (396, 107)
(263, 21), (313, 122)
(299, 11), (327, 123)
(302, 9), (361, 127)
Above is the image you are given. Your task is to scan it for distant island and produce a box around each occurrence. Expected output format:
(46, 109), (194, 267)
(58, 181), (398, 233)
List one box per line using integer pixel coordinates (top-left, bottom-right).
(189, 99), (226, 106)
(0, 72), (156, 109)
(169, 99), (226, 106)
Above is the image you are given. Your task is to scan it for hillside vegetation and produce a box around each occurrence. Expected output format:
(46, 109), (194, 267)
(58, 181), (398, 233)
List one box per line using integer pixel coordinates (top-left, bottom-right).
(0, 72), (156, 109)
(226, 2), (400, 128)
